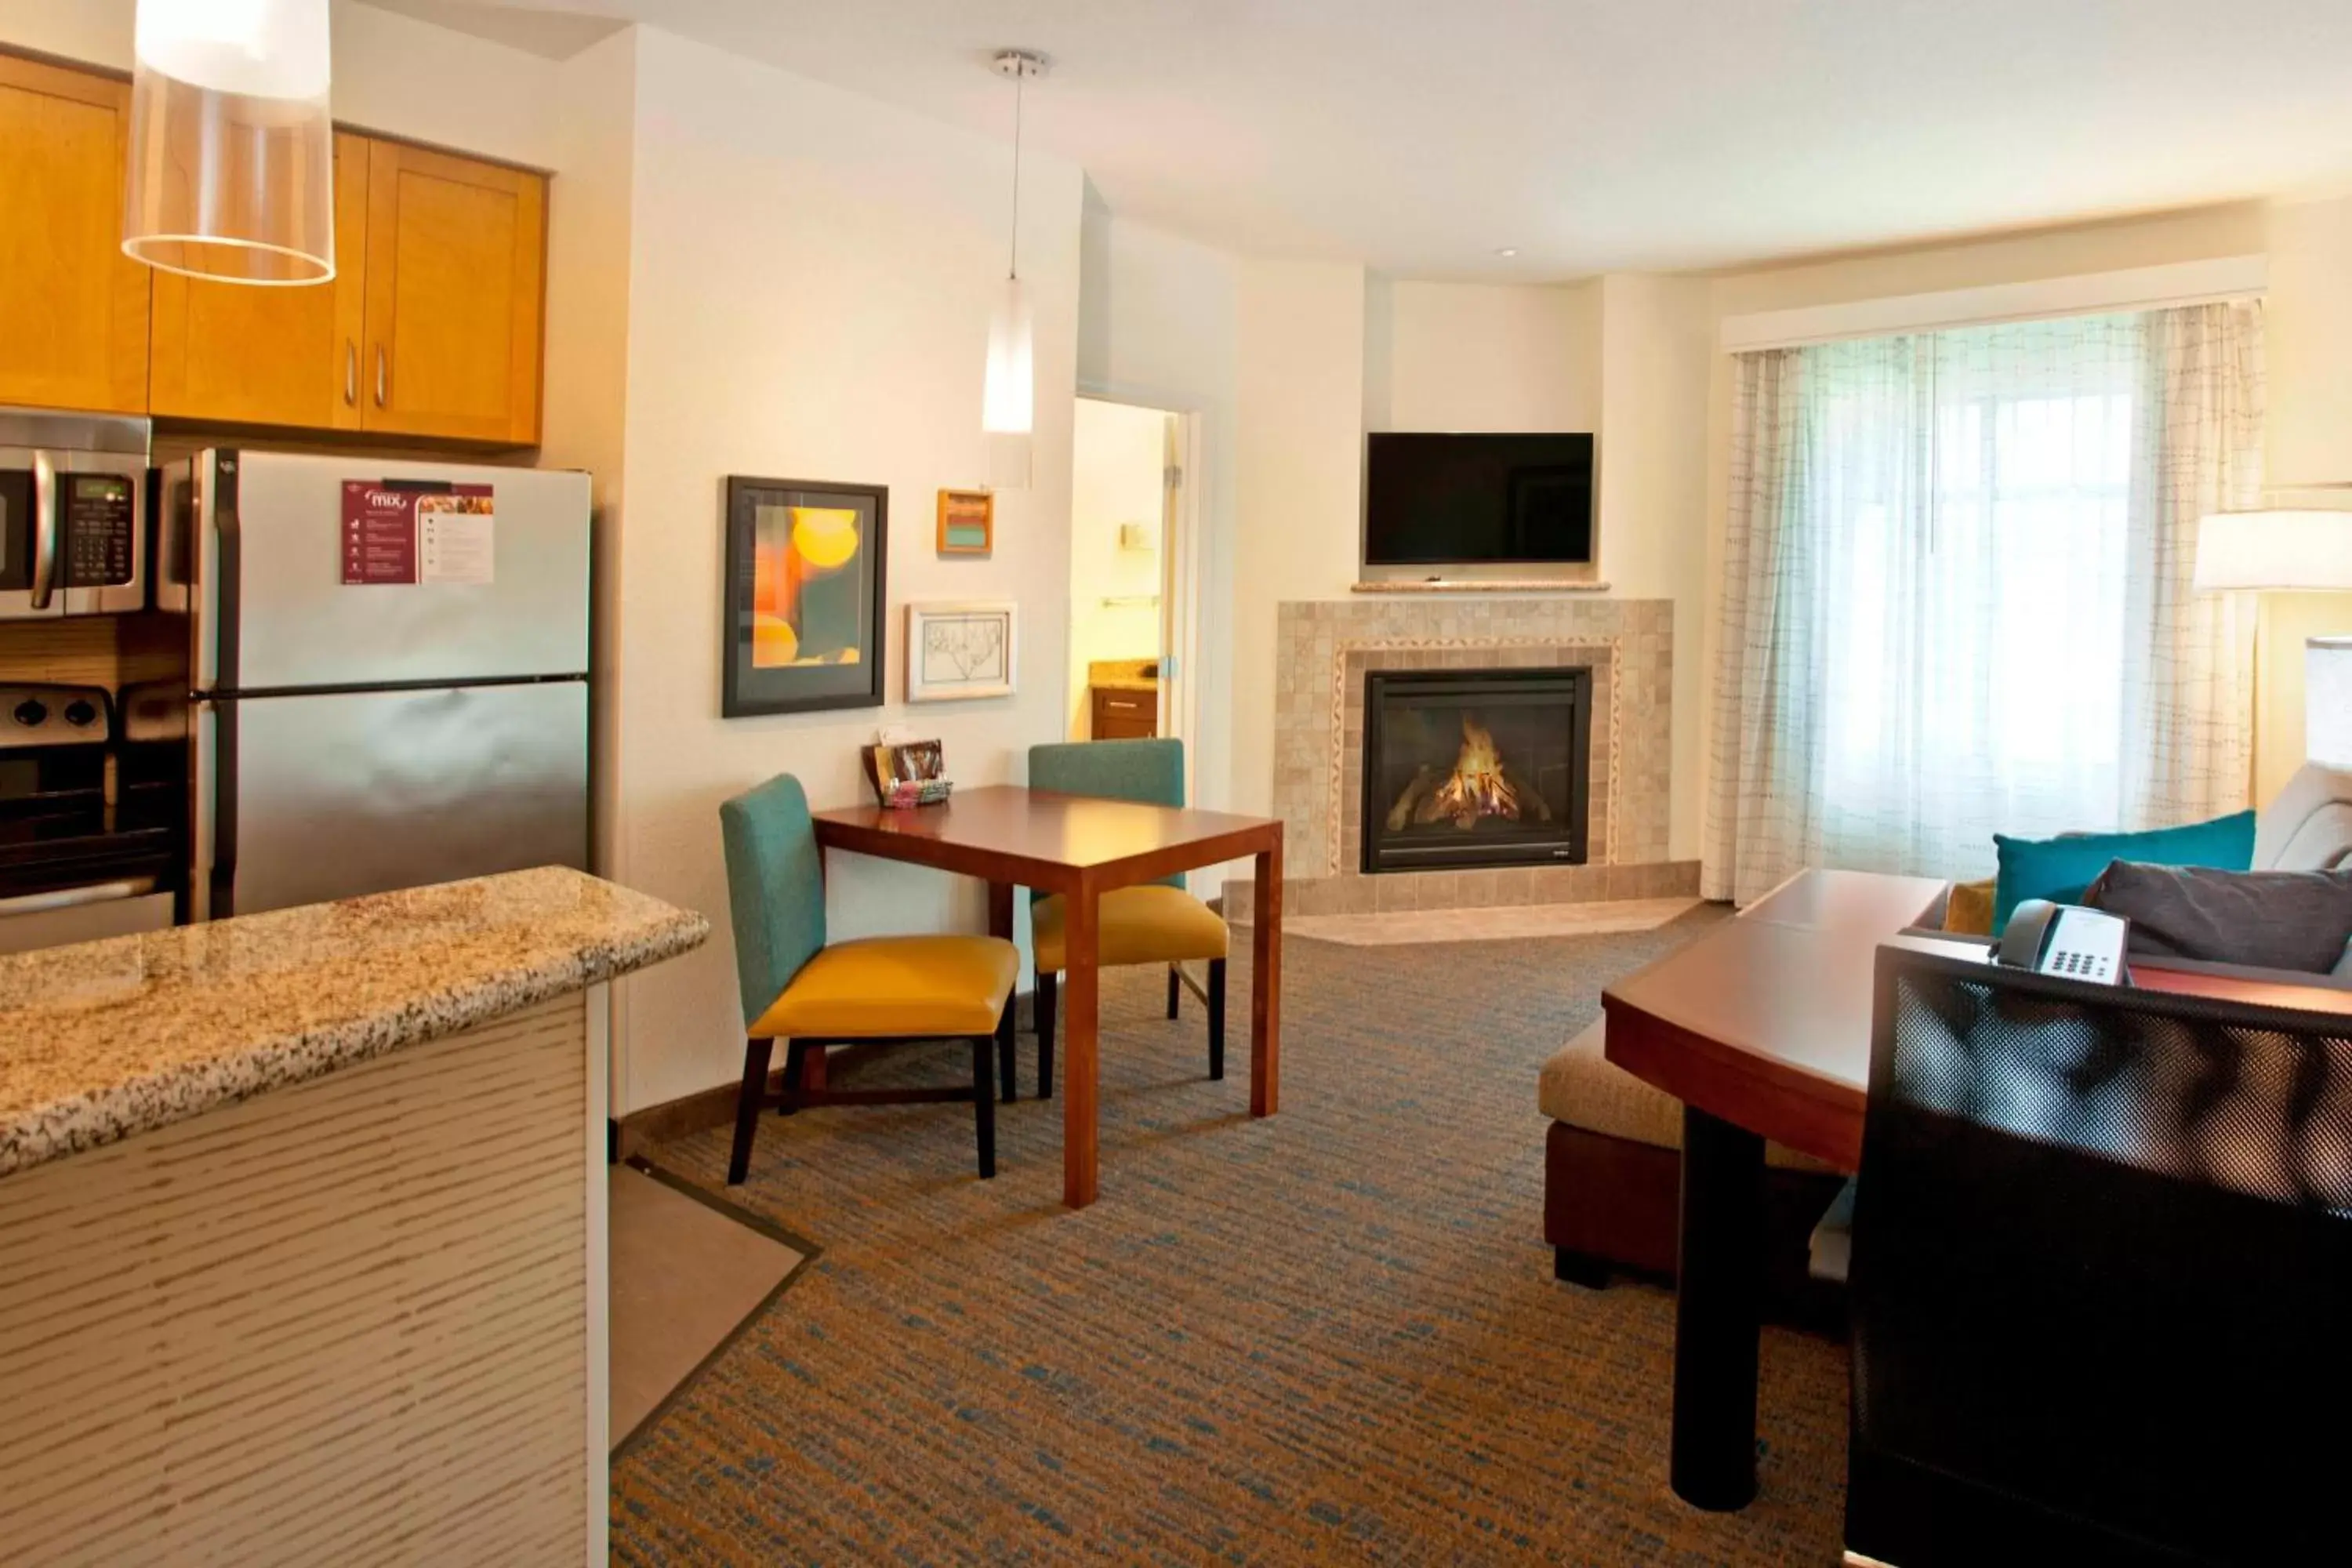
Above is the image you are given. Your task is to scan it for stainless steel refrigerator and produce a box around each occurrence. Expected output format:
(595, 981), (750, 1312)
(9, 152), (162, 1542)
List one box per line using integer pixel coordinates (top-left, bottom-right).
(166, 450), (591, 920)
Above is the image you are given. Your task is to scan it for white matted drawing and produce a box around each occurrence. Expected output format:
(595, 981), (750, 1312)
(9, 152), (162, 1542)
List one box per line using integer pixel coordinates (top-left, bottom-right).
(906, 601), (1018, 702)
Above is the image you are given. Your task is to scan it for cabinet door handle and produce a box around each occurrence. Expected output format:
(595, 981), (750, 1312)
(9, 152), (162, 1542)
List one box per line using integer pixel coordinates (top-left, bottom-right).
(375, 347), (388, 408)
(345, 342), (358, 405)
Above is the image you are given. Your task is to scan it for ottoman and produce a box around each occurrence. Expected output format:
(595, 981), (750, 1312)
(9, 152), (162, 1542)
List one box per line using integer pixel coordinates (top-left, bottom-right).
(1540, 1018), (1847, 1303)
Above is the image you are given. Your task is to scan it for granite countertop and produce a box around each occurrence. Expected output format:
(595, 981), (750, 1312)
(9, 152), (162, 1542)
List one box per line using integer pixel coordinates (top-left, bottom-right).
(0, 866), (708, 1180)
(1088, 658), (1160, 694)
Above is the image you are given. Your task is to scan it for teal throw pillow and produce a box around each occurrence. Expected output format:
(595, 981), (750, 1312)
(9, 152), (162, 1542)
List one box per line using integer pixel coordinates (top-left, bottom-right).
(1992, 811), (2256, 928)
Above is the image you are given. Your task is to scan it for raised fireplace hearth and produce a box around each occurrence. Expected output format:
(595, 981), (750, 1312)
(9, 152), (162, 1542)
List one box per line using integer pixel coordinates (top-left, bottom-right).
(1360, 667), (1592, 874)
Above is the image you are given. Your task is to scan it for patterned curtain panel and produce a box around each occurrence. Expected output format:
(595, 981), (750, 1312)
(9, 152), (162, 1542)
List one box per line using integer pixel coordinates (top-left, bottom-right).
(1704, 303), (2264, 906)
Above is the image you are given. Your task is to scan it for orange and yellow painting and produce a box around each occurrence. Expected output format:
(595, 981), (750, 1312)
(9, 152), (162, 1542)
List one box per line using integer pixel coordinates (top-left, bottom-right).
(752, 505), (866, 668)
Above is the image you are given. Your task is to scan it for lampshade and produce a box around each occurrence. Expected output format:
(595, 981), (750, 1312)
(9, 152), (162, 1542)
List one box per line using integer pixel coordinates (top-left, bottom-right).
(124, 0), (336, 285)
(981, 276), (1034, 435)
(2310, 638), (2352, 769)
(2192, 510), (2352, 593)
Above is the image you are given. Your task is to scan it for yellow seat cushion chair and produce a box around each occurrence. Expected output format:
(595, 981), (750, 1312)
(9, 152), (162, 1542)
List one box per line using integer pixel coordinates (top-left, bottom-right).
(720, 774), (1018, 1186)
(1027, 739), (1231, 1099)
(750, 935), (1019, 1039)
(1031, 885), (1231, 973)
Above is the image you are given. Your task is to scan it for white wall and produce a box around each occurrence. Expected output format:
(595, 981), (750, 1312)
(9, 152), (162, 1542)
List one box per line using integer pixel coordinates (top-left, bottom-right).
(1067, 398), (1167, 737)
(0, 0), (560, 169)
(1595, 274), (1715, 858)
(1378, 280), (1602, 433)
(1231, 260), (1368, 818)
(1076, 203), (1243, 812)
(603, 27), (1083, 1112)
(2257, 196), (2352, 799)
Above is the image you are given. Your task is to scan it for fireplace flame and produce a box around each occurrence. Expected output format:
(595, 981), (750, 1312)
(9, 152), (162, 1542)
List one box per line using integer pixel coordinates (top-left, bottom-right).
(1427, 716), (1521, 825)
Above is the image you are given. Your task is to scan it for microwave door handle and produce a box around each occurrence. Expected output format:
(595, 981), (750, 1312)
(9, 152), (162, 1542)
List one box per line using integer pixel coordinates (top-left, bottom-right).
(28, 449), (57, 608)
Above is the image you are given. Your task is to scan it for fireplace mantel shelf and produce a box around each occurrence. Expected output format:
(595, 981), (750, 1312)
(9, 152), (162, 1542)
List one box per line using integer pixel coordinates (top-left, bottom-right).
(1349, 579), (1613, 596)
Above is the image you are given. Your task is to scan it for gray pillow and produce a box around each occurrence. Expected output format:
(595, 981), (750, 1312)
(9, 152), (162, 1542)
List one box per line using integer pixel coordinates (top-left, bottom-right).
(2084, 861), (2352, 975)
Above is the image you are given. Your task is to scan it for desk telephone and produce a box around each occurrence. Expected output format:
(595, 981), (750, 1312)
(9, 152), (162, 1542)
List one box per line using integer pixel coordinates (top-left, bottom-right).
(1996, 898), (2131, 985)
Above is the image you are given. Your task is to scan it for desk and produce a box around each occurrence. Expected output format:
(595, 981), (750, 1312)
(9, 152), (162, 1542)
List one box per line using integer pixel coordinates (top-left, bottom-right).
(1602, 869), (1947, 1510)
(811, 785), (1284, 1209)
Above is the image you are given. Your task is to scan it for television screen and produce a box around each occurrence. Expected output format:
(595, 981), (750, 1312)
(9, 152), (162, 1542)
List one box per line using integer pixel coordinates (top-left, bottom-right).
(1364, 433), (1595, 565)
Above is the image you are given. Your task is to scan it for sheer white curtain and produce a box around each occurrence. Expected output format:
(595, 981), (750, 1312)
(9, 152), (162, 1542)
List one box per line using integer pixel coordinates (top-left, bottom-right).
(1705, 303), (2263, 906)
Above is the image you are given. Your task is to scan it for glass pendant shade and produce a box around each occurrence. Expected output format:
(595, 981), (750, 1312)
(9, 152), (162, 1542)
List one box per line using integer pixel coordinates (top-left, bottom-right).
(982, 277), (1035, 434)
(125, 0), (336, 285)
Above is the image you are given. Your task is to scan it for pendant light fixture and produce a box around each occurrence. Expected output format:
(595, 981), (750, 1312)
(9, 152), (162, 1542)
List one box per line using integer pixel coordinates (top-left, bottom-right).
(124, 0), (336, 285)
(982, 50), (1047, 450)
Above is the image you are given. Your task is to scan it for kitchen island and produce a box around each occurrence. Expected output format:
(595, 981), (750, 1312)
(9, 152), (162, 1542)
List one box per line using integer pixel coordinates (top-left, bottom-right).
(0, 867), (706, 1566)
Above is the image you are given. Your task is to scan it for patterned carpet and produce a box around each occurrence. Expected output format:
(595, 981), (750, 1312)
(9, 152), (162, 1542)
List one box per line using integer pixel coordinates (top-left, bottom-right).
(613, 908), (1850, 1564)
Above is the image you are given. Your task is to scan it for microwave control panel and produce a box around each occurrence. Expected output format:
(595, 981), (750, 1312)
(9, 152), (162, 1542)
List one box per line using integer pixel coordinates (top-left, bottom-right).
(63, 474), (136, 587)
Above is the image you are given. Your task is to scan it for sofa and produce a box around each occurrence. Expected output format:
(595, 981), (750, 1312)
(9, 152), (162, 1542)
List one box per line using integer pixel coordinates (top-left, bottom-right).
(1539, 761), (2352, 1293)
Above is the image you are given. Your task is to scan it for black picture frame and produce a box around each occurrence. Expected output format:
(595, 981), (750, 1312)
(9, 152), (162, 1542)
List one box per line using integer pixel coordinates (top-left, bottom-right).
(720, 476), (889, 717)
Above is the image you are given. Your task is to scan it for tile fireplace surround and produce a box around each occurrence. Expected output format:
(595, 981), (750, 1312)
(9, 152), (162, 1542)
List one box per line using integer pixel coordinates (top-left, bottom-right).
(1225, 597), (1698, 920)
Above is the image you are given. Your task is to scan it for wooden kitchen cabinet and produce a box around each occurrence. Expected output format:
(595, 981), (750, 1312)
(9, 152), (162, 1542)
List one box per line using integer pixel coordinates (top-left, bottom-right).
(361, 140), (546, 445)
(0, 54), (150, 415)
(1090, 685), (1160, 740)
(150, 133), (372, 429)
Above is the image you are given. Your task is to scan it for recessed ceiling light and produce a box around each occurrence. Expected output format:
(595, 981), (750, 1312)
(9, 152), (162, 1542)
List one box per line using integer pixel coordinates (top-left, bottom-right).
(1494, 247), (1519, 258)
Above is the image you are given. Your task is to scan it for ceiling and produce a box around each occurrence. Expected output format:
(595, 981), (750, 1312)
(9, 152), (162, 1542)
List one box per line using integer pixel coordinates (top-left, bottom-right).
(365, 0), (2352, 279)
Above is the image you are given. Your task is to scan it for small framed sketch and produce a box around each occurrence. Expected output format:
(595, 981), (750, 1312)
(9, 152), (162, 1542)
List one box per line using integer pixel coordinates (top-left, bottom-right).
(721, 476), (888, 717)
(906, 601), (1018, 703)
(936, 488), (994, 556)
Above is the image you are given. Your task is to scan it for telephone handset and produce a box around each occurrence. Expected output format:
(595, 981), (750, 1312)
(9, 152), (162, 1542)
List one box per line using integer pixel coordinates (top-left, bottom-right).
(1995, 898), (2131, 985)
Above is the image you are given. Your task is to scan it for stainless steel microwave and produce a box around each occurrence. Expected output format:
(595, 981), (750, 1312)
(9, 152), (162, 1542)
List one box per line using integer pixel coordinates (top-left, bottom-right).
(0, 408), (150, 621)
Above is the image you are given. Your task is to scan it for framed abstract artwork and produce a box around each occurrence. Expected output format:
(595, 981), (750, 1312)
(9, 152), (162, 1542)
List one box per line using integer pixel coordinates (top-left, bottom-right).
(721, 476), (888, 717)
(936, 488), (994, 556)
(906, 601), (1018, 703)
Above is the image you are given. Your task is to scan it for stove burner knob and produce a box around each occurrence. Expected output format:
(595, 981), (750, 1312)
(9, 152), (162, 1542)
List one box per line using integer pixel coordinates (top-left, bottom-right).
(12, 699), (48, 728)
(64, 699), (98, 728)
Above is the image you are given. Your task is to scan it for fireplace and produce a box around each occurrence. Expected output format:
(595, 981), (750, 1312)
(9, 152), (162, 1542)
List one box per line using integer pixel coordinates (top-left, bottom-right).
(1359, 667), (1592, 873)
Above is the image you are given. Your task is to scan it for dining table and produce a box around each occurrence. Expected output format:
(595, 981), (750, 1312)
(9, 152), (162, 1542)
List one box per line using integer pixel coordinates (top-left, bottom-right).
(809, 784), (1285, 1209)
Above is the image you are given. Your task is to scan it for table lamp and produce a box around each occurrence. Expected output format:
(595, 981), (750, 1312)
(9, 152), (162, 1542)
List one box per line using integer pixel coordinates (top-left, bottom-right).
(2195, 508), (2352, 769)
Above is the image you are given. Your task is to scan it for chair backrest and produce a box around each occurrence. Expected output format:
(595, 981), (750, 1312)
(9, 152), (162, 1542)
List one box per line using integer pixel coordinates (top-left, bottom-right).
(1029, 738), (1187, 889)
(718, 774), (827, 1025)
(1848, 946), (2352, 1567)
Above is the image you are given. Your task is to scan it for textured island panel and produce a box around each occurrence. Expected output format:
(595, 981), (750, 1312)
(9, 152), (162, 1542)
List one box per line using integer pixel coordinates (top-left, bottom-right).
(0, 866), (706, 1178)
(0, 994), (590, 1566)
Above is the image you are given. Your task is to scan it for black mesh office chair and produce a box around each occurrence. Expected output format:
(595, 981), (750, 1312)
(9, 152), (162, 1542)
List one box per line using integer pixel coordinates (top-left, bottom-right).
(1848, 947), (2352, 1568)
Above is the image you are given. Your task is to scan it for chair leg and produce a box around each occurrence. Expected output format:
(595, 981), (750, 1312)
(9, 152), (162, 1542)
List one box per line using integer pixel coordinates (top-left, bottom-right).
(1207, 958), (1227, 1081)
(971, 1036), (997, 1179)
(996, 995), (1017, 1104)
(1167, 964), (1181, 1020)
(726, 1036), (775, 1185)
(779, 1040), (808, 1116)
(1036, 971), (1058, 1100)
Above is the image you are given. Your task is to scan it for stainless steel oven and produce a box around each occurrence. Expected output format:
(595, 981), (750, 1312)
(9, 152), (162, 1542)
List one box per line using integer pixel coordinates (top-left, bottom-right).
(0, 408), (151, 621)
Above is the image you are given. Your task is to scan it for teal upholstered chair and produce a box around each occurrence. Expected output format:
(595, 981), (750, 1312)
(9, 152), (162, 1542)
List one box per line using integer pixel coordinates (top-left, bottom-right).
(719, 774), (1019, 1185)
(1028, 739), (1229, 1096)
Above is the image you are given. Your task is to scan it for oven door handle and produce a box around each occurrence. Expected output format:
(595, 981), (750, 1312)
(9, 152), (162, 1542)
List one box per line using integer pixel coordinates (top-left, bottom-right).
(0, 876), (158, 918)
(28, 449), (58, 609)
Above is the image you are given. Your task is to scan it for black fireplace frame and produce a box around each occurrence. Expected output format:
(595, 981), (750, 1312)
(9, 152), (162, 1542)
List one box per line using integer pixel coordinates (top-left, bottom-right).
(1359, 666), (1593, 875)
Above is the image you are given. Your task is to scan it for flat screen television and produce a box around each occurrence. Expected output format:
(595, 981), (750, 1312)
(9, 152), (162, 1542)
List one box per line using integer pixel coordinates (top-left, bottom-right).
(1364, 433), (1595, 566)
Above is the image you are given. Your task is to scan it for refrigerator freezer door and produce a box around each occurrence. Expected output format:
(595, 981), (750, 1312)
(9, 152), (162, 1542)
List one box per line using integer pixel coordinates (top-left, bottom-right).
(210, 681), (589, 917)
(204, 452), (590, 690)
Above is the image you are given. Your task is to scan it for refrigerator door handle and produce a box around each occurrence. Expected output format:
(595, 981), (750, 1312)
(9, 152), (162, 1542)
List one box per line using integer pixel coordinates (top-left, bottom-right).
(28, 449), (56, 609)
(190, 697), (221, 923)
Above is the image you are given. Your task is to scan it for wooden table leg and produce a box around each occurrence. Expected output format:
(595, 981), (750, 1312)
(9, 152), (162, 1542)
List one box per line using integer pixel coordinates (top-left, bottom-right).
(1671, 1104), (1765, 1511)
(1250, 836), (1282, 1118)
(1062, 884), (1100, 1208)
(985, 880), (1014, 942)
